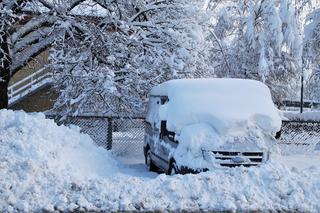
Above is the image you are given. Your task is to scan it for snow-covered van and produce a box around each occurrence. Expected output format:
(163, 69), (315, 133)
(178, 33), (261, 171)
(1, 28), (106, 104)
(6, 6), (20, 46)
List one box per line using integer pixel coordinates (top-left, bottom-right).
(144, 78), (282, 174)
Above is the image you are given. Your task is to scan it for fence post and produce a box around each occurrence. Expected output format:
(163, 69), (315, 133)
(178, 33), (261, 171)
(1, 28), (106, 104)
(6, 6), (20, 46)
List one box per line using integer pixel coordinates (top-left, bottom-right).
(107, 117), (113, 150)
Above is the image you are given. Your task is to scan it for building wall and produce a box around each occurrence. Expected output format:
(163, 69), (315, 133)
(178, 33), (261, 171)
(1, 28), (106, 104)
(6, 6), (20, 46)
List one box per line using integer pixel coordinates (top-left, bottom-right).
(9, 50), (49, 85)
(10, 85), (58, 112)
(8, 50), (56, 112)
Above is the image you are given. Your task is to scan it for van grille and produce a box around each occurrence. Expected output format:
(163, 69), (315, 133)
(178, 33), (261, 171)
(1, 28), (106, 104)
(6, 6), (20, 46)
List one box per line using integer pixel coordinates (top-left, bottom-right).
(212, 151), (265, 167)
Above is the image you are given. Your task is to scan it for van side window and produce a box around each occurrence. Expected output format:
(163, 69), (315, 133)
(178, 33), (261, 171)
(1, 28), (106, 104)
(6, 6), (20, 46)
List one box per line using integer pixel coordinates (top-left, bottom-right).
(145, 96), (161, 128)
(160, 120), (176, 141)
(160, 96), (169, 105)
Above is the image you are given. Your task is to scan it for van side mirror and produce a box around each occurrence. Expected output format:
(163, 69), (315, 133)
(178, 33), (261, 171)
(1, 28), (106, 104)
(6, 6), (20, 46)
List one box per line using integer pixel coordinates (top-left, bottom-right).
(160, 120), (176, 141)
(275, 129), (281, 139)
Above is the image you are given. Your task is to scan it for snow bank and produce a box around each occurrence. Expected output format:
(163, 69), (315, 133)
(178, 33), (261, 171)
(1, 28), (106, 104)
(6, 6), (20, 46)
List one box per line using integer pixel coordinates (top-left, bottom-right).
(1, 110), (320, 212)
(123, 159), (320, 212)
(36, 157), (320, 212)
(0, 110), (119, 211)
(152, 78), (281, 135)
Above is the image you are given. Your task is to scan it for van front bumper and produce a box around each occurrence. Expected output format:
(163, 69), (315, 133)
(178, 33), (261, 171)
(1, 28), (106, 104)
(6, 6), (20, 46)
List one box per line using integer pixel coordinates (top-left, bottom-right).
(202, 150), (269, 167)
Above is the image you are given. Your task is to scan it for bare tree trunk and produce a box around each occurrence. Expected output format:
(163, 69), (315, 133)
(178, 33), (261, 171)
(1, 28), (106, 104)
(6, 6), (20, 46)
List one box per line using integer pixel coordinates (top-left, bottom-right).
(0, 33), (11, 109)
(0, 73), (9, 109)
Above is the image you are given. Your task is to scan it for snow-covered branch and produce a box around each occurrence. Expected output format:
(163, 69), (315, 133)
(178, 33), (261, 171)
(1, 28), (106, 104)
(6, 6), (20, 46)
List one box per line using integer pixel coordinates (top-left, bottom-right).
(12, 16), (58, 43)
(38, 0), (54, 10)
(129, 0), (168, 22)
(11, 32), (60, 74)
(50, 0), (215, 115)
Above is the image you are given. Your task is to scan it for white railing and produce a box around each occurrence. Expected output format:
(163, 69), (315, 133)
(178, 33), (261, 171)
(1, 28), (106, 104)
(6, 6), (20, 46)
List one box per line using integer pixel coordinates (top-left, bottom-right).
(8, 67), (52, 106)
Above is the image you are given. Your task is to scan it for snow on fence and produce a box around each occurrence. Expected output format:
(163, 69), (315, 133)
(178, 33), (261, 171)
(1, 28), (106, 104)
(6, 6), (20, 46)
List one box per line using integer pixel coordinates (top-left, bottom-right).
(45, 115), (145, 156)
(45, 114), (320, 156)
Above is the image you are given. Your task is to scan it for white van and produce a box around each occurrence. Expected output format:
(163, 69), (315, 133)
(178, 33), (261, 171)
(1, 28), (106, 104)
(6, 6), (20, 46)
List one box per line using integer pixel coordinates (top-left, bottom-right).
(143, 78), (282, 174)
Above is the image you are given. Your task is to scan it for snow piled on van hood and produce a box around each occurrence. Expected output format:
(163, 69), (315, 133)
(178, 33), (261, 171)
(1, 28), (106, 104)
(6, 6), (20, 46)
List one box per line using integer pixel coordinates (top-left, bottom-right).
(152, 78), (282, 135)
(173, 122), (276, 169)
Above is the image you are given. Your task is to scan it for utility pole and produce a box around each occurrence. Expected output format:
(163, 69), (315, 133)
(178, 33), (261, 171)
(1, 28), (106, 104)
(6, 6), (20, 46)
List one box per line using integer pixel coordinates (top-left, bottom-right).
(294, 0), (304, 114)
(300, 74), (304, 113)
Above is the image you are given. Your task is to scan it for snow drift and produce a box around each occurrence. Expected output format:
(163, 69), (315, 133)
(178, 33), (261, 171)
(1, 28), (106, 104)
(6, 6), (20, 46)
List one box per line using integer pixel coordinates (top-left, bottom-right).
(0, 109), (119, 211)
(1, 110), (320, 212)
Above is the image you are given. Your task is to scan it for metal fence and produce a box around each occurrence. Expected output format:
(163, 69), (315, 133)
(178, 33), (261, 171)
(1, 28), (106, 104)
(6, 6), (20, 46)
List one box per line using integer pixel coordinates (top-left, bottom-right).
(46, 115), (320, 155)
(112, 118), (145, 155)
(278, 120), (320, 153)
(46, 115), (145, 156)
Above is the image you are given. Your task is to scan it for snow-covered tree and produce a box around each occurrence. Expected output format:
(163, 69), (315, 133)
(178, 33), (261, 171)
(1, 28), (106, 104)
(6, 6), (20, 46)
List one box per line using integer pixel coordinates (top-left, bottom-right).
(0, 1), (26, 108)
(50, 0), (215, 115)
(304, 5), (320, 101)
(0, 0), (114, 109)
(212, 0), (305, 104)
(304, 7), (320, 62)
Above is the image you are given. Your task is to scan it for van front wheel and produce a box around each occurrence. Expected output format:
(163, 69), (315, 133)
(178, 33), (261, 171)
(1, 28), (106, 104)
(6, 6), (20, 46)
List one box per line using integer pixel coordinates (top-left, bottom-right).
(146, 150), (158, 172)
(167, 161), (178, 175)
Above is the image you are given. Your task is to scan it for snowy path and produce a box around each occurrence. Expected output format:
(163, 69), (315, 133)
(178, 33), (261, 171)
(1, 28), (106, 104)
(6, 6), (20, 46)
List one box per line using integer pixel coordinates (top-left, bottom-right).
(114, 154), (159, 179)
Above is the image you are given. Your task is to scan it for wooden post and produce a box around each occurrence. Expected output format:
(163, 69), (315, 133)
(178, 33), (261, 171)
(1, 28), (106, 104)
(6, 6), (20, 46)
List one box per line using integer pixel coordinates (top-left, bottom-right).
(107, 117), (113, 150)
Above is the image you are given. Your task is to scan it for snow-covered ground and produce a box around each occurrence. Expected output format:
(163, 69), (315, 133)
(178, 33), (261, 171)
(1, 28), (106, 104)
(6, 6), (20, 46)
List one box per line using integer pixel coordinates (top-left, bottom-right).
(283, 110), (320, 121)
(1, 110), (320, 212)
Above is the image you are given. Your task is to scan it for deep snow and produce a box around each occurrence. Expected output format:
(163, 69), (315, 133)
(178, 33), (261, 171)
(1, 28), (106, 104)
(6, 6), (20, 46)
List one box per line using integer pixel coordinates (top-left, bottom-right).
(1, 110), (320, 212)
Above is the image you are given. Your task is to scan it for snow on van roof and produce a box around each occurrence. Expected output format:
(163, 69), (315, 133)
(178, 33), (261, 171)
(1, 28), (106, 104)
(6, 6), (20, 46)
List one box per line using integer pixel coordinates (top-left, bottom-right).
(151, 78), (281, 135)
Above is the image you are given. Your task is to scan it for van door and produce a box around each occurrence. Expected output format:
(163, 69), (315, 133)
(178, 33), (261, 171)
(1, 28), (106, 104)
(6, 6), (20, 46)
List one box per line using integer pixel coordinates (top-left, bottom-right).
(160, 120), (178, 169)
(145, 96), (167, 169)
(158, 97), (179, 169)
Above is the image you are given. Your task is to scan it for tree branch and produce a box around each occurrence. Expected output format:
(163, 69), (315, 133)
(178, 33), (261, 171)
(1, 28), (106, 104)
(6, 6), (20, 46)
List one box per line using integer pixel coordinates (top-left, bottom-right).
(38, 0), (54, 10)
(129, 0), (167, 22)
(11, 32), (62, 75)
(209, 30), (231, 77)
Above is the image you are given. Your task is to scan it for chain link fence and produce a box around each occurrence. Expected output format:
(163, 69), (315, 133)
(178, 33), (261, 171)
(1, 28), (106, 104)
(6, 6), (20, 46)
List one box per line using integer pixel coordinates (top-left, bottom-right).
(46, 115), (110, 148)
(278, 120), (320, 153)
(46, 114), (320, 156)
(46, 115), (145, 156)
(112, 118), (145, 156)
